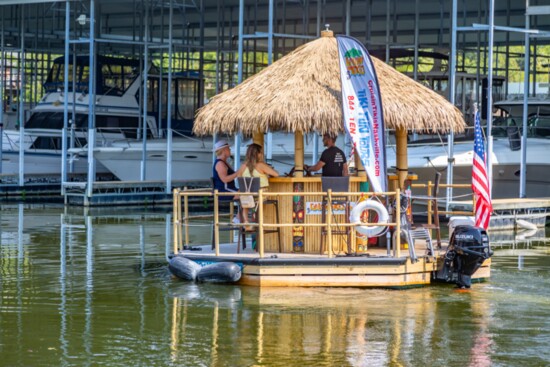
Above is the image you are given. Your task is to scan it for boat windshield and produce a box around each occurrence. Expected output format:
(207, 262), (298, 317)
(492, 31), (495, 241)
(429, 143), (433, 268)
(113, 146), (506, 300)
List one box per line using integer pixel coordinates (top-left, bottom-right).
(44, 56), (140, 96)
(146, 72), (203, 136)
(24, 112), (153, 138)
(492, 115), (550, 138)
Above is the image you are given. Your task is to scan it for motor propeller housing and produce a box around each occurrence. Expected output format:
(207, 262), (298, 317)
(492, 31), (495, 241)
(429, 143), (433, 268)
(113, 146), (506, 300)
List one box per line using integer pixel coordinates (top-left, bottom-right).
(435, 225), (492, 288)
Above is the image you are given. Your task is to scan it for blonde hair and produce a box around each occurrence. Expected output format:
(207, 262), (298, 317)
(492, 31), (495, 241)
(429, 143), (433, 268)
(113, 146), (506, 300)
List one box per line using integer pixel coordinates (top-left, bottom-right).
(245, 143), (263, 174)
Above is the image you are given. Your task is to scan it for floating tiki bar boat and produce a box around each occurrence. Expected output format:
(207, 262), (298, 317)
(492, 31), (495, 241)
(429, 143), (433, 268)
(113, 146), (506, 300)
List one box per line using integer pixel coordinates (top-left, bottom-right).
(170, 30), (492, 288)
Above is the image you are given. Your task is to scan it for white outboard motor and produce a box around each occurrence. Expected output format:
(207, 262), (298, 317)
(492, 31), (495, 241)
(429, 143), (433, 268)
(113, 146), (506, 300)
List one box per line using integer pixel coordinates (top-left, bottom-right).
(435, 225), (492, 288)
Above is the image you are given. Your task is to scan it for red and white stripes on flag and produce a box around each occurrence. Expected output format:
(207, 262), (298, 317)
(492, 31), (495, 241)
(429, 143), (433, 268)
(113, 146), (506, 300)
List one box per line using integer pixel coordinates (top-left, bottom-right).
(472, 111), (492, 229)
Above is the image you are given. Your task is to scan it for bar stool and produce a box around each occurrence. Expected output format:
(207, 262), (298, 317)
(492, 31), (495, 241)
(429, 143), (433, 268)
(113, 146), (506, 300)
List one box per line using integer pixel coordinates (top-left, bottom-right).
(210, 178), (240, 250)
(236, 177), (282, 253)
(320, 176), (351, 254)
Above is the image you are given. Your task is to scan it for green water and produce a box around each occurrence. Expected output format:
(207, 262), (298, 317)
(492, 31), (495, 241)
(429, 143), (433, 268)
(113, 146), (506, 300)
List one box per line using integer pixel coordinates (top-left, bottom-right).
(1, 204), (550, 367)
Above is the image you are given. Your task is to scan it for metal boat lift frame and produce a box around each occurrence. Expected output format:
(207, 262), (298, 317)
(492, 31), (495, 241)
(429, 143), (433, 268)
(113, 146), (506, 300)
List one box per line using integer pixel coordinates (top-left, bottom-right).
(448, 0), (550, 205)
(2, 1), (550, 204)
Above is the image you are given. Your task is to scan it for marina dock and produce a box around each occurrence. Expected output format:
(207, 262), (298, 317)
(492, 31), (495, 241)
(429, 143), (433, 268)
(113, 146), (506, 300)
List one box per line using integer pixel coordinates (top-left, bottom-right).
(449, 197), (550, 212)
(3, 172), (550, 226)
(448, 198), (550, 229)
(63, 179), (210, 207)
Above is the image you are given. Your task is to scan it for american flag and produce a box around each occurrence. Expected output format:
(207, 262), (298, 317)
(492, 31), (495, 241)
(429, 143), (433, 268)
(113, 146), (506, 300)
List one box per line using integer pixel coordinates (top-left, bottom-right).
(472, 111), (492, 229)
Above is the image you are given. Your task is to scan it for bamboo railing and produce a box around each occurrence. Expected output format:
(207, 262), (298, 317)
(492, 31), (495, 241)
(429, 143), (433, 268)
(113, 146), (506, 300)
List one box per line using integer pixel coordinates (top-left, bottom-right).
(173, 188), (401, 258)
(172, 182), (476, 259)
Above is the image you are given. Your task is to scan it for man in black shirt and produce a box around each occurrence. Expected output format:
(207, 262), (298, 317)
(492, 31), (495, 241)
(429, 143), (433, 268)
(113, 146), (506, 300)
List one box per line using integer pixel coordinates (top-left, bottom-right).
(304, 133), (348, 176)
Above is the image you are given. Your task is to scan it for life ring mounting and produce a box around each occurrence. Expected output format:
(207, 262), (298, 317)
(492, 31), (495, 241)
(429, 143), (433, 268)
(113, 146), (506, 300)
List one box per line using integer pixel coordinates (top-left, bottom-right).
(349, 199), (389, 237)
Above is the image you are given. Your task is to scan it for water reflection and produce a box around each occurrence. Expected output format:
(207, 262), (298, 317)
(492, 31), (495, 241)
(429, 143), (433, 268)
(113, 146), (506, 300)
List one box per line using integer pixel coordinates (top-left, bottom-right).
(0, 205), (548, 366)
(166, 285), (498, 367)
(489, 227), (547, 247)
(54, 207), (172, 366)
(59, 213), (68, 366)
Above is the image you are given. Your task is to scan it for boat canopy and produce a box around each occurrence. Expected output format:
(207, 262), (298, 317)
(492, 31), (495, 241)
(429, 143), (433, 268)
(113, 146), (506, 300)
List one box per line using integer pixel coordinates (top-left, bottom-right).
(44, 55), (140, 96)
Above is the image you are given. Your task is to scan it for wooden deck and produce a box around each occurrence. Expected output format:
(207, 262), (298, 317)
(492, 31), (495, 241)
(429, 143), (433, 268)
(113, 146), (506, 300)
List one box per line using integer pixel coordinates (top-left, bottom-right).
(172, 185), (491, 288)
(176, 241), (491, 288)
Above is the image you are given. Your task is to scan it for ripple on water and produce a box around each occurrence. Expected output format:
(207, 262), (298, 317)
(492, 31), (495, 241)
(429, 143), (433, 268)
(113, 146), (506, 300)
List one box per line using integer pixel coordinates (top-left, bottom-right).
(1, 206), (550, 367)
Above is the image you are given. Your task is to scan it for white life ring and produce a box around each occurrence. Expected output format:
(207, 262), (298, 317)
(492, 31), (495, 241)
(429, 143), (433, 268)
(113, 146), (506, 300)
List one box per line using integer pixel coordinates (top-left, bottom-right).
(350, 199), (389, 237)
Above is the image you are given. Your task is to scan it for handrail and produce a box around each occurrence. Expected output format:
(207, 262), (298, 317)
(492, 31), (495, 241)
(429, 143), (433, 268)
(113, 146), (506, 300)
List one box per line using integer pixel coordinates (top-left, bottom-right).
(173, 187), (401, 258)
(2, 131), (20, 151)
(172, 180), (476, 258)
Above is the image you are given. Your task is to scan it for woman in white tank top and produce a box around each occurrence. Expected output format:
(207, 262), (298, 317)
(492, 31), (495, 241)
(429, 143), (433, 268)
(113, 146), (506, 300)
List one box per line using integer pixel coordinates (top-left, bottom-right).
(239, 143), (279, 230)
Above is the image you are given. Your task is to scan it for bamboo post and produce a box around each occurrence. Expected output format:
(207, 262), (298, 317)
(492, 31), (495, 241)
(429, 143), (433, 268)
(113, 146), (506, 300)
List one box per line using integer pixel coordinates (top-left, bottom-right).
(213, 189), (220, 256)
(258, 189), (265, 258)
(354, 151), (366, 177)
(253, 131), (264, 147)
(229, 202), (234, 243)
(395, 127), (408, 190)
(427, 181), (433, 237)
(294, 131), (304, 178)
(351, 227), (357, 253)
(327, 189), (333, 258)
(176, 190), (180, 249)
(184, 186), (189, 247)
(172, 188), (180, 255)
(395, 188), (401, 258)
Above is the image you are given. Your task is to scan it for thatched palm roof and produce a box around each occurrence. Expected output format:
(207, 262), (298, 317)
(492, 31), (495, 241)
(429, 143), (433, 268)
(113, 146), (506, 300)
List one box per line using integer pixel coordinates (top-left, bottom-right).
(193, 34), (465, 136)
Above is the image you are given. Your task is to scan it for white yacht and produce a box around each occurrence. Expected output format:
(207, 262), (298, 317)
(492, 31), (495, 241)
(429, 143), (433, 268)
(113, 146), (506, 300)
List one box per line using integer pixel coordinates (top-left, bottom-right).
(1, 55), (204, 179)
(389, 97), (550, 199)
(91, 132), (324, 181)
(91, 136), (213, 181)
(95, 99), (550, 195)
(1, 56), (143, 176)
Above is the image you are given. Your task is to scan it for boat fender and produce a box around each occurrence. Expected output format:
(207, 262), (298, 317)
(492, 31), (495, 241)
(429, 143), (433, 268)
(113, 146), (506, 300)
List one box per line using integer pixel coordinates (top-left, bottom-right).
(349, 199), (389, 237)
(516, 228), (538, 240)
(169, 257), (202, 281)
(516, 219), (537, 231)
(197, 262), (242, 283)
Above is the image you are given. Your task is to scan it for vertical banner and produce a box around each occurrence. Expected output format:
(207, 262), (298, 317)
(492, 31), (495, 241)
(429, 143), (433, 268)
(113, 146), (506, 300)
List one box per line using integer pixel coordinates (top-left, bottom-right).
(336, 35), (387, 193)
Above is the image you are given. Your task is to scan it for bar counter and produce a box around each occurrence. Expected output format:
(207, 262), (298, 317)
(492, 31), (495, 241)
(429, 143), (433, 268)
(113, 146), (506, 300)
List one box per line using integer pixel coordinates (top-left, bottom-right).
(262, 176), (369, 254)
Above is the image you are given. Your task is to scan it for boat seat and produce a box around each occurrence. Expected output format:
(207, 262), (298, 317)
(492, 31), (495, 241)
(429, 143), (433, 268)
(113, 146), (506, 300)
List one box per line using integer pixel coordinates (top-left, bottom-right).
(410, 172), (442, 249)
(236, 177), (281, 253)
(320, 176), (351, 255)
(506, 126), (521, 151)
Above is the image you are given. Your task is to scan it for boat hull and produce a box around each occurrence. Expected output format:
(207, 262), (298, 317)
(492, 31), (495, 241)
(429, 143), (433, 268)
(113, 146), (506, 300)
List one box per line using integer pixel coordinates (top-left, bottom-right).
(94, 145), (212, 181)
(0, 150), (110, 176)
(177, 253), (491, 288)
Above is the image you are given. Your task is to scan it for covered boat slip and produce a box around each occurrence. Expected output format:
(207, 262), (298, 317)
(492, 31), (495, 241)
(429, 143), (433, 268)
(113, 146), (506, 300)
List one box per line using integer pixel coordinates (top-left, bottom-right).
(171, 181), (491, 288)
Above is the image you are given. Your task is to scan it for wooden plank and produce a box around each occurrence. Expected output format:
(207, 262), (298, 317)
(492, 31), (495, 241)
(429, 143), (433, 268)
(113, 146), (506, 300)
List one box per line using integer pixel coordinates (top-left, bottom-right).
(239, 272), (432, 287)
(243, 257), (436, 276)
(269, 176), (368, 183)
(266, 179), (323, 253)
